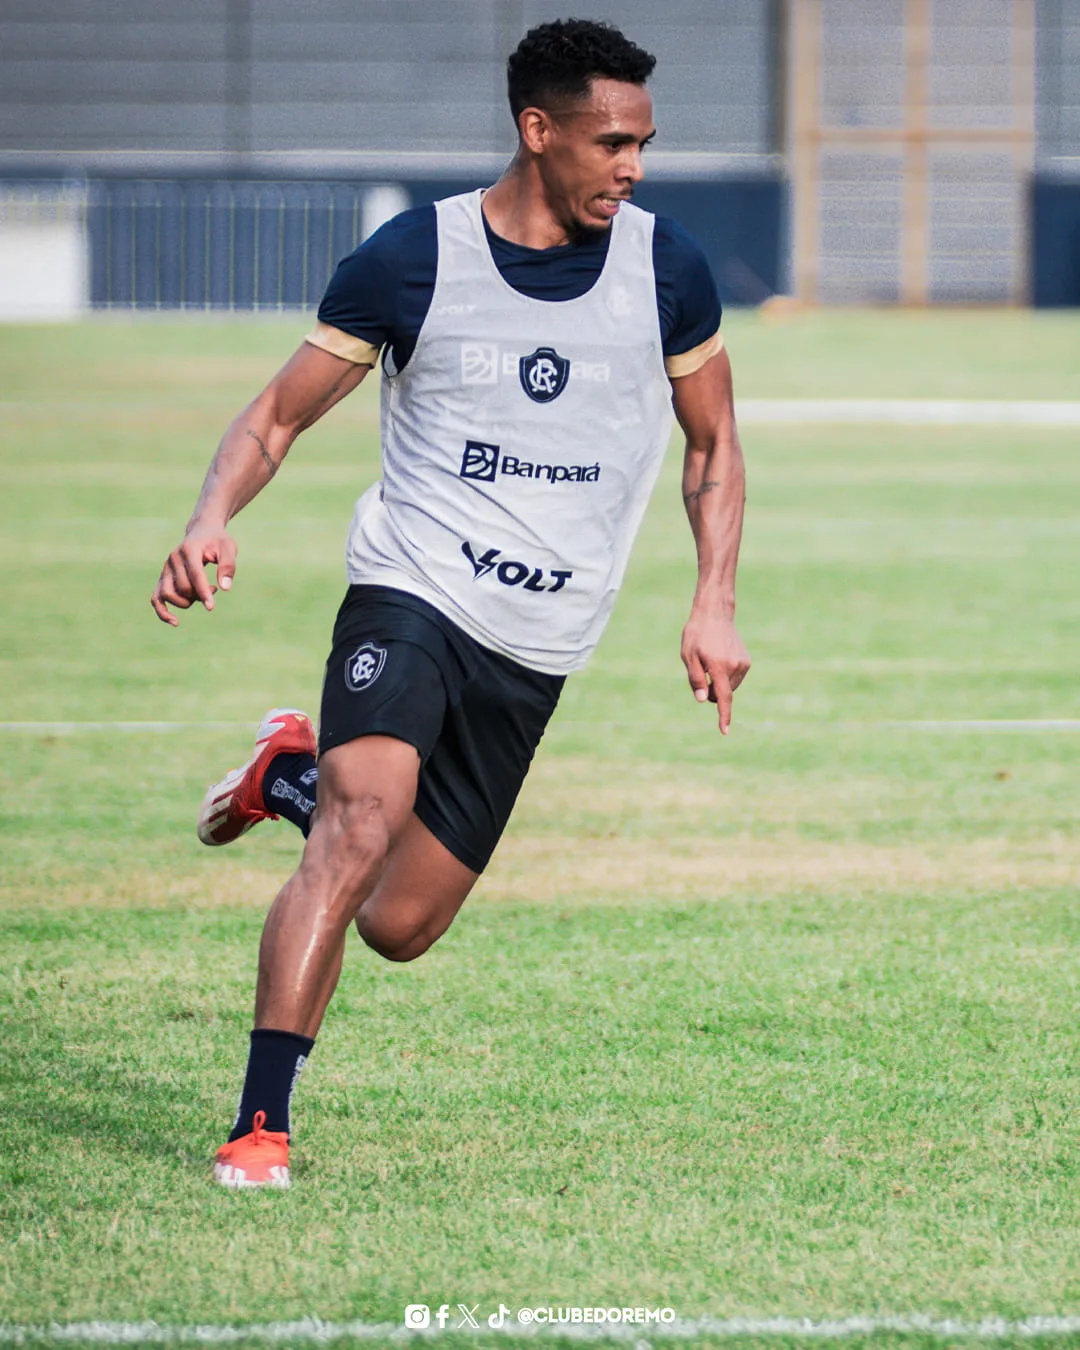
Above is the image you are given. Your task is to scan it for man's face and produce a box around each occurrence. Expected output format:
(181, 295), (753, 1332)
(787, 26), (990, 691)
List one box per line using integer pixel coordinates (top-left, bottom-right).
(535, 78), (655, 237)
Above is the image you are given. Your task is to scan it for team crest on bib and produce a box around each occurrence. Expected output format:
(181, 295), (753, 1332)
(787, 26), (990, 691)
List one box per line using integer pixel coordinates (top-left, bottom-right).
(345, 641), (387, 692)
(519, 346), (570, 403)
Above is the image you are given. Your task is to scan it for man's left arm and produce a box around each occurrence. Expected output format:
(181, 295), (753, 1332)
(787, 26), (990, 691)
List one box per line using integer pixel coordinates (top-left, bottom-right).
(670, 345), (751, 734)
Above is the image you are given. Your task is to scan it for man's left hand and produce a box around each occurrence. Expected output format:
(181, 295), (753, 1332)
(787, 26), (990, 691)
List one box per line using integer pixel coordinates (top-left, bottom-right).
(681, 614), (751, 735)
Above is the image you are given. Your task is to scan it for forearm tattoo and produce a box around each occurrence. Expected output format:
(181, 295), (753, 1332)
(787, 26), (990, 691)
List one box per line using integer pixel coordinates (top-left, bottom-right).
(684, 479), (720, 506)
(246, 428), (278, 479)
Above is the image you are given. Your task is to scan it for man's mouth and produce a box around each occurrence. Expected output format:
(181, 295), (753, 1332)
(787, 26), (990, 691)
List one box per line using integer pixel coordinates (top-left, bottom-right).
(595, 193), (630, 216)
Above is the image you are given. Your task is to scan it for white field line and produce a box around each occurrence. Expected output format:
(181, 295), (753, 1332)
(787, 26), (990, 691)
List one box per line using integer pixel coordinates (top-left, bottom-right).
(3, 720), (1080, 735)
(753, 719), (1080, 732)
(4, 399), (1080, 427)
(0, 722), (247, 732)
(881, 719), (1080, 731)
(4, 1314), (1080, 1344)
(736, 399), (1080, 427)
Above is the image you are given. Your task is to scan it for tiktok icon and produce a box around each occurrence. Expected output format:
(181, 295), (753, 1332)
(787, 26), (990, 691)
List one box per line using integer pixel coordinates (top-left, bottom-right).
(488, 1304), (513, 1328)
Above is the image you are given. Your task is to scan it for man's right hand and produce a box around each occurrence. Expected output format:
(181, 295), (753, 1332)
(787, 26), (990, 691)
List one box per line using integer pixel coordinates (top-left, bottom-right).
(151, 526), (238, 627)
(149, 341), (369, 628)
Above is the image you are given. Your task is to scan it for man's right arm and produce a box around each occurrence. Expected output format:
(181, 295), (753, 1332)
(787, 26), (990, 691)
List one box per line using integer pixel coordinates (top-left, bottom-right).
(150, 341), (371, 626)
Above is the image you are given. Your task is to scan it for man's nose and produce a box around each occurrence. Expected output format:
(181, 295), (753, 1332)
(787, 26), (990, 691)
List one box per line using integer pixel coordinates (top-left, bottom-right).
(612, 145), (645, 186)
(619, 146), (645, 185)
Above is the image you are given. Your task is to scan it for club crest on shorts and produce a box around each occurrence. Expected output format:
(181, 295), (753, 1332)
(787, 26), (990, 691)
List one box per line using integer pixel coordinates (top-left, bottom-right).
(344, 641), (387, 692)
(519, 346), (570, 403)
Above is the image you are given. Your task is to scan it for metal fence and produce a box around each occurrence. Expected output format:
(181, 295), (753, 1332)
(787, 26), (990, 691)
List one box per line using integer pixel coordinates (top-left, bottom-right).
(0, 171), (785, 315)
(85, 179), (408, 309)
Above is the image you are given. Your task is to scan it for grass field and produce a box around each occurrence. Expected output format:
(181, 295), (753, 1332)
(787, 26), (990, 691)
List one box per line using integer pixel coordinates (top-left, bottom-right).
(2, 310), (1080, 1349)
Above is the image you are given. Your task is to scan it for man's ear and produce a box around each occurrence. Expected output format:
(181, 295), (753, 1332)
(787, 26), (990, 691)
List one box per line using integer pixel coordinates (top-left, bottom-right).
(518, 106), (553, 156)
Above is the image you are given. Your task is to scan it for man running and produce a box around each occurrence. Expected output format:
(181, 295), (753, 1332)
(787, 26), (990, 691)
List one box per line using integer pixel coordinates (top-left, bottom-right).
(151, 18), (750, 1189)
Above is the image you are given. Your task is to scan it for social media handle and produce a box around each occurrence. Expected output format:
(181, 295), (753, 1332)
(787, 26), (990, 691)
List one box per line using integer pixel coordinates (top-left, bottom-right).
(403, 1302), (677, 1330)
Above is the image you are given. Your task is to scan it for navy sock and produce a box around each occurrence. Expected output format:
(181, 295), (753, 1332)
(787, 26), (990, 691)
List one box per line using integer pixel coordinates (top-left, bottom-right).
(263, 752), (318, 837)
(229, 1028), (315, 1140)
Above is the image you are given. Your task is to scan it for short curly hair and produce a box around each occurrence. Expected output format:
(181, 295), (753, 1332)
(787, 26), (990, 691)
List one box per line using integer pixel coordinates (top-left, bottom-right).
(506, 18), (657, 123)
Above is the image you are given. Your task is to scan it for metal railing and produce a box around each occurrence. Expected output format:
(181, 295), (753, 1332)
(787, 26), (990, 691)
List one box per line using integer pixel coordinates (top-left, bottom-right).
(84, 179), (408, 310)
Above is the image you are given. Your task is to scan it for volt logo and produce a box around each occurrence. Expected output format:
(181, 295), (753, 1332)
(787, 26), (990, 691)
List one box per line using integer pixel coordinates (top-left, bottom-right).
(461, 541), (572, 593)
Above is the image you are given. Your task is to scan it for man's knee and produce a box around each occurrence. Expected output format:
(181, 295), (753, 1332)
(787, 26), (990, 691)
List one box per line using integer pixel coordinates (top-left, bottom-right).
(354, 904), (438, 963)
(305, 794), (394, 895)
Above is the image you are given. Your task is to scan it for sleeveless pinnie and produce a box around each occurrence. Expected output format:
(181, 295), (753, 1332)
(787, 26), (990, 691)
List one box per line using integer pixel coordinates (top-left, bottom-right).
(344, 189), (675, 674)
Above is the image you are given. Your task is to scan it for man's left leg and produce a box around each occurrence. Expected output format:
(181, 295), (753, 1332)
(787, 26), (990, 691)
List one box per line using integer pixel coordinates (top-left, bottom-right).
(204, 628), (563, 1187)
(198, 708), (318, 846)
(214, 734), (477, 1189)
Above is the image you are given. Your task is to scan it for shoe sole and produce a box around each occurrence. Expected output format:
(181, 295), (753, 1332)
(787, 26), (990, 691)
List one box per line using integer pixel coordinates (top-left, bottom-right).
(213, 1162), (291, 1189)
(197, 707), (314, 847)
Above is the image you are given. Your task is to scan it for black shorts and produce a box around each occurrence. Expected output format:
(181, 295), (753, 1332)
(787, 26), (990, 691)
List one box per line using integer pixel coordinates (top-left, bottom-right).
(318, 585), (564, 873)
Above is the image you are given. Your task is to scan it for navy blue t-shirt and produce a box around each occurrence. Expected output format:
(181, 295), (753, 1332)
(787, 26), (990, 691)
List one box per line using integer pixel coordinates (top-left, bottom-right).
(318, 201), (722, 374)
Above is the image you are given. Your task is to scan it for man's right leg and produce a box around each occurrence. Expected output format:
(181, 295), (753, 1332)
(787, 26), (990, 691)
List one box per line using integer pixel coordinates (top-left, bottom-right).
(355, 810), (479, 963)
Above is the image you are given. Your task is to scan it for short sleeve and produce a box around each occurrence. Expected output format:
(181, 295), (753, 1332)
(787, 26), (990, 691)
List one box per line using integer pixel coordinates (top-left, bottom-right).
(652, 217), (724, 377)
(309, 204), (437, 371)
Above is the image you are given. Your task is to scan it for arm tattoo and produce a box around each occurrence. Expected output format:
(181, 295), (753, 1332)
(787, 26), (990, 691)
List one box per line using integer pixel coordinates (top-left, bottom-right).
(246, 428), (278, 479)
(684, 479), (720, 506)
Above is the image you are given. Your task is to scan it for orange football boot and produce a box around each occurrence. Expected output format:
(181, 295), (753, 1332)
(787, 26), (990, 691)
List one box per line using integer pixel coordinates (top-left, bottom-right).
(197, 708), (316, 846)
(213, 1110), (291, 1189)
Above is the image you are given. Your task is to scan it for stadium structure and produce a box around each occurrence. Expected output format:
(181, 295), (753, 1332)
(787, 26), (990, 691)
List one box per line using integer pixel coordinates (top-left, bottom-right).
(1, 0), (1078, 317)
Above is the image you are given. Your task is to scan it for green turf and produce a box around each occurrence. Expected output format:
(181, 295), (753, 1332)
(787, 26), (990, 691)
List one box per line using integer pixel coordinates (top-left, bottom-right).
(1, 311), (1079, 1349)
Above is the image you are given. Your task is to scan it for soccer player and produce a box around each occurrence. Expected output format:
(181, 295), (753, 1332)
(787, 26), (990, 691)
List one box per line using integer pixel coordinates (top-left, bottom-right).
(151, 18), (750, 1188)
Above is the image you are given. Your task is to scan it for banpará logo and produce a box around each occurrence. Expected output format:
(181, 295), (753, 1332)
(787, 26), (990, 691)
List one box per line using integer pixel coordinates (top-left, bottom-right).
(460, 439), (500, 482)
(507, 352), (608, 383)
(461, 541), (572, 594)
(460, 342), (499, 384)
(519, 346), (571, 403)
(459, 440), (600, 485)
(345, 641), (387, 692)
(502, 454), (599, 484)
(459, 343), (609, 388)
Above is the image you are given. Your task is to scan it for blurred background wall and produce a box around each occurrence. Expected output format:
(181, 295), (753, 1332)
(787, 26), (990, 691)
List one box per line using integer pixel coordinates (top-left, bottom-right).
(0, 0), (1077, 315)
(0, 0), (778, 160)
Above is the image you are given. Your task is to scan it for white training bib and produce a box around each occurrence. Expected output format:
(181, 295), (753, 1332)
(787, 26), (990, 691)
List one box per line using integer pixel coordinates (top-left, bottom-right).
(345, 188), (674, 674)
